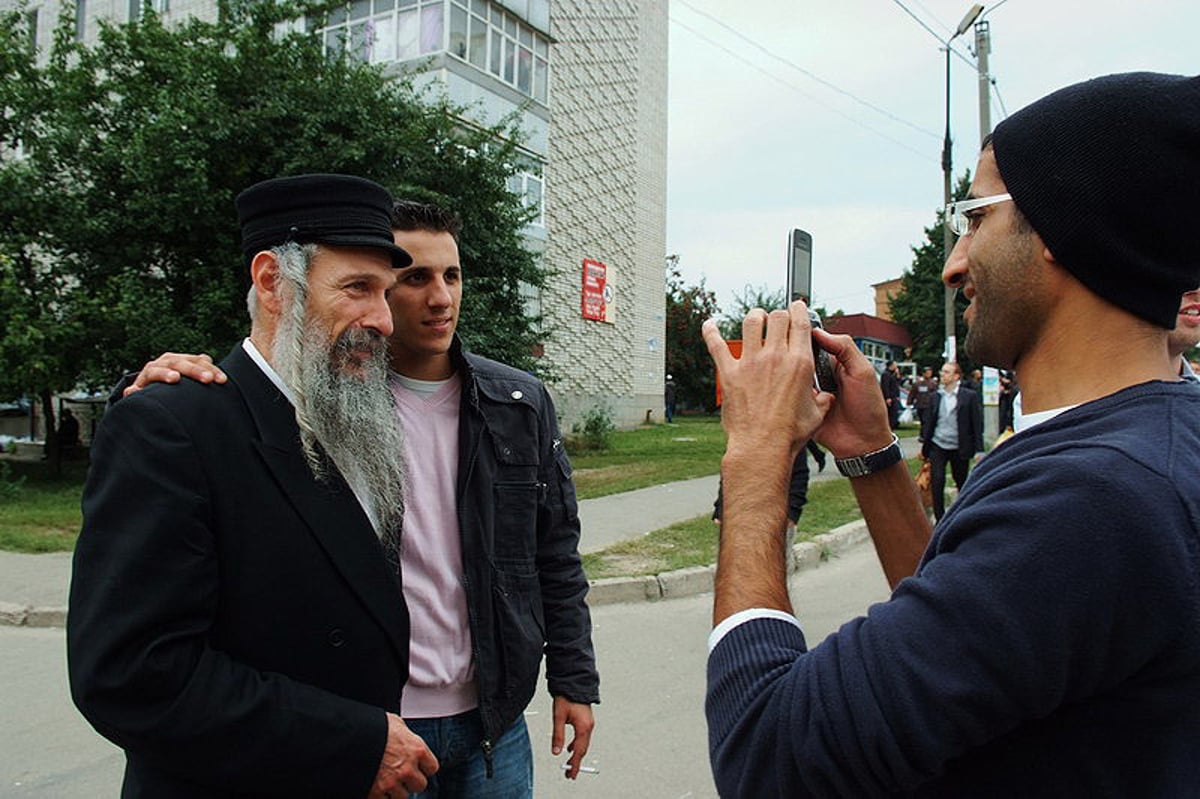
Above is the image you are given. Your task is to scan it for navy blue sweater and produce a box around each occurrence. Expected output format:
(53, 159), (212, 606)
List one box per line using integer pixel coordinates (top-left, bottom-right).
(707, 381), (1200, 797)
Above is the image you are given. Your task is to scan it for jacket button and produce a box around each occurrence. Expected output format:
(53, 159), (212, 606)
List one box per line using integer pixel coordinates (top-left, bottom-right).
(328, 628), (346, 648)
(511, 390), (523, 400)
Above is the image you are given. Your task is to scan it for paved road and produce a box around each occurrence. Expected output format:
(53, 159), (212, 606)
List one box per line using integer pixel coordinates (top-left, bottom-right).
(0, 540), (893, 797)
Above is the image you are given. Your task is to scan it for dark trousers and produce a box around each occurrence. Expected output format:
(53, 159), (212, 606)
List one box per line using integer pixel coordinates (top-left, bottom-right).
(887, 400), (901, 429)
(916, 405), (932, 443)
(927, 443), (970, 521)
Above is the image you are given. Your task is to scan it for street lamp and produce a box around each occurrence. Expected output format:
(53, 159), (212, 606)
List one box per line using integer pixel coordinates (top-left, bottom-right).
(941, 3), (984, 364)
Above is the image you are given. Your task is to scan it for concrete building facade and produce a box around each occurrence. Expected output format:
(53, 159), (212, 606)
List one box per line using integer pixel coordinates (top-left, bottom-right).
(5, 0), (668, 430)
(541, 0), (668, 427)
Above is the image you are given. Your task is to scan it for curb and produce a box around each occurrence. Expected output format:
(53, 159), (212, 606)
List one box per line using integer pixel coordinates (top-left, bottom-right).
(1, 520), (873, 625)
(586, 519), (870, 607)
(1, 600), (67, 629)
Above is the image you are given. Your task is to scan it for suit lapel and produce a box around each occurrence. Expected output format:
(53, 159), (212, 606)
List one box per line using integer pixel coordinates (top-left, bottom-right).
(220, 346), (410, 664)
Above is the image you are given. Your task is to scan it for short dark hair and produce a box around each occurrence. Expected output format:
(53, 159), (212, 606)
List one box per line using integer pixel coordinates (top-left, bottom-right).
(390, 200), (463, 240)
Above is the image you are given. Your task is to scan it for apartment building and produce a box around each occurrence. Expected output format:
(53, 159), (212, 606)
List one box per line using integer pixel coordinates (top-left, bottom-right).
(8, 0), (668, 428)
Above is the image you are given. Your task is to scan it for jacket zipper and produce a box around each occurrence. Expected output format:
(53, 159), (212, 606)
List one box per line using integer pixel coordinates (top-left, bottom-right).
(481, 737), (494, 778)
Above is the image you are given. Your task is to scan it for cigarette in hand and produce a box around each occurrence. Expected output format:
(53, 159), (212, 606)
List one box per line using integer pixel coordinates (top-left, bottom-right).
(563, 763), (600, 775)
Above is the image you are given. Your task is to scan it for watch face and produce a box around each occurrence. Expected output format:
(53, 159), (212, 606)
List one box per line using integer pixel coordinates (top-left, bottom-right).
(837, 457), (868, 478)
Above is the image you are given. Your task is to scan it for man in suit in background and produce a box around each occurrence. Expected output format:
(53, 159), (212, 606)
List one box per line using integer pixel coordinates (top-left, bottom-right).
(880, 360), (902, 429)
(922, 360), (983, 520)
(68, 174), (438, 798)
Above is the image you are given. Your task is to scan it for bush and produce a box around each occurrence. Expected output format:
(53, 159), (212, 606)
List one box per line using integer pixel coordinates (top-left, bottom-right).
(568, 404), (616, 453)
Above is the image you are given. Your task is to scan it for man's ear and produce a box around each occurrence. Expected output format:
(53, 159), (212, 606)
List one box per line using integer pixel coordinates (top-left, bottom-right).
(1042, 243), (1058, 266)
(250, 251), (285, 315)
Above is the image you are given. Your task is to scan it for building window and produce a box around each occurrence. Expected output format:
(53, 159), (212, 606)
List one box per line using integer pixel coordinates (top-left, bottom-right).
(316, 0), (443, 65)
(507, 167), (544, 228)
(74, 0), (85, 40)
(314, 0), (548, 100)
(26, 8), (38, 54)
(448, 0), (548, 103)
(519, 277), (542, 323)
(129, 0), (169, 23)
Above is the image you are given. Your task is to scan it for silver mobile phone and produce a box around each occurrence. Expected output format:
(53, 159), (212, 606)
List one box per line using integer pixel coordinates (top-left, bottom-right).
(786, 229), (837, 393)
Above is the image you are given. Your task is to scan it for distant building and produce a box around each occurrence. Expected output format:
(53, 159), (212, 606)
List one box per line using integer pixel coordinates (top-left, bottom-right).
(871, 277), (905, 321)
(825, 313), (913, 373)
(4, 0), (668, 429)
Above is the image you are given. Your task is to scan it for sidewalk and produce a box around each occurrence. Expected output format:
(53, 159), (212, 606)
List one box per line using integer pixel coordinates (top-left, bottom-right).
(579, 434), (919, 554)
(0, 438), (919, 626)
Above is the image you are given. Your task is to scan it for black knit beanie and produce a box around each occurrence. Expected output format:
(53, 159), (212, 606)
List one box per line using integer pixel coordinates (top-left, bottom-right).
(992, 72), (1200, 329)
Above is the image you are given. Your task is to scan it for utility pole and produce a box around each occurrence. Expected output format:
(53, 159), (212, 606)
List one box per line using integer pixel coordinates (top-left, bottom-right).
(975, 20), (992, 144)
(942, 45), (956, 363)
(941, 4), (983, 365)
(974, 17), (1000, 442)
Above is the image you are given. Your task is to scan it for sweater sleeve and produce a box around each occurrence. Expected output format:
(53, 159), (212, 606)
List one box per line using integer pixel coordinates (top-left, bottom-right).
(706, 442), (1198, 797)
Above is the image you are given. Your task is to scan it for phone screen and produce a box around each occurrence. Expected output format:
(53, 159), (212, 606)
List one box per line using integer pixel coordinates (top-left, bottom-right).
(787, 229), (812, 303)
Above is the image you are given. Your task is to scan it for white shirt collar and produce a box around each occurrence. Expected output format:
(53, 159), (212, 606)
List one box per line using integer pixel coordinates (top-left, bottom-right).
(1013, 402), (1078, 434)
(241, 338), (295, 406)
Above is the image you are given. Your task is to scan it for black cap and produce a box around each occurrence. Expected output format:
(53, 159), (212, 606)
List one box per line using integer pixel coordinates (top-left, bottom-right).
(236, 174), (412, 268)
(992, 72), (1200, 329)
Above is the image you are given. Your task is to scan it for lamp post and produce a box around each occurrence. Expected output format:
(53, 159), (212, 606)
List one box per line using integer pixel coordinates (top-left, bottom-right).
(942, 3), (984, 364)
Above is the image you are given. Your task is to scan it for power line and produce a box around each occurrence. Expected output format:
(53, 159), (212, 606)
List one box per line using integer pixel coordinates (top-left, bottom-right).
(670, 16), (938, 164)
(891, 1), (1011, 125)
(908, 0), (954, 36)
(890, 0), (976, 69)
(990, 80), (1009, 118)
(675, 0), (940, 141)
(982, 0), (1014, 20)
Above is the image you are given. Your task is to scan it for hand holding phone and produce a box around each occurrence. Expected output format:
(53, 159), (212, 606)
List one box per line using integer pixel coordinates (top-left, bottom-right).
(787, 229), (836, 394)
(808, 309), (838, 394)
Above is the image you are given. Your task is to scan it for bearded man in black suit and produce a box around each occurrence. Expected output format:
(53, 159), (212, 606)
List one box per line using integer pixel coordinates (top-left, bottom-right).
(68, 174), (439, 798)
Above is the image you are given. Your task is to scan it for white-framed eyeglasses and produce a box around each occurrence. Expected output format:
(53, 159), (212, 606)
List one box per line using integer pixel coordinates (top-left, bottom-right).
(943, 193), (1013, 237)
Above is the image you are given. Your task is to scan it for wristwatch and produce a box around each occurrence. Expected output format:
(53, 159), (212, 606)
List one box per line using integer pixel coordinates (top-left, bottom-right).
(834, 434), (902, 477)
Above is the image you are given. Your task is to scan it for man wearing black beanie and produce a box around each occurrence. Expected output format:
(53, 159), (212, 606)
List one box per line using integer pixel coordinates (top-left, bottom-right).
(704, 72), (1200, 797)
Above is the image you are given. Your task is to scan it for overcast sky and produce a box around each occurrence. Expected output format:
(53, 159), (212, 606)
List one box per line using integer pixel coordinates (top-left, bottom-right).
(666, 0), (1199, 318)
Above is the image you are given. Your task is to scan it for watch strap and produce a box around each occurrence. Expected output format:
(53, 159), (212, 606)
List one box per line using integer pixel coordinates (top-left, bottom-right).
(834, 434), (902, 478)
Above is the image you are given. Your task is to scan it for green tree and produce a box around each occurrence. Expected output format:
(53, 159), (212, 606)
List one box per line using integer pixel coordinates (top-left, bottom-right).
(0, 1), (543, 465)
(665, 264), (720, 413)
(889, 173), (974, 372)
(718, 284), (785, 339)
(719, 283), (843, 340)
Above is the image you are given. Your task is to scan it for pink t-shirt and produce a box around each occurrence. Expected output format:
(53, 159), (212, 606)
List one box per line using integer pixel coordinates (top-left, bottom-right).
(393, 375), (477, 718)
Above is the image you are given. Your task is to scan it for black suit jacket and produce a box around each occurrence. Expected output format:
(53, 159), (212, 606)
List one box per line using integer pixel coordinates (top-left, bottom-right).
(921, 384), (984, 460)
(68, 345), (410, 798)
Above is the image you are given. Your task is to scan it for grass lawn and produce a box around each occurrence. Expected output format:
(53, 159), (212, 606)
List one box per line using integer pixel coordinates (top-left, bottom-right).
(567, 415), (726, 499)
(0, 416), (924, 568)
(0, 416), (730, 553)
(581, 455), (925, 580)
(0, 459), (88, 553)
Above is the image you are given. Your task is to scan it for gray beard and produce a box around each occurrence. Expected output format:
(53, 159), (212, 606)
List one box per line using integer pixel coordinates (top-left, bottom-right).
(272, 293), (406, 544)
